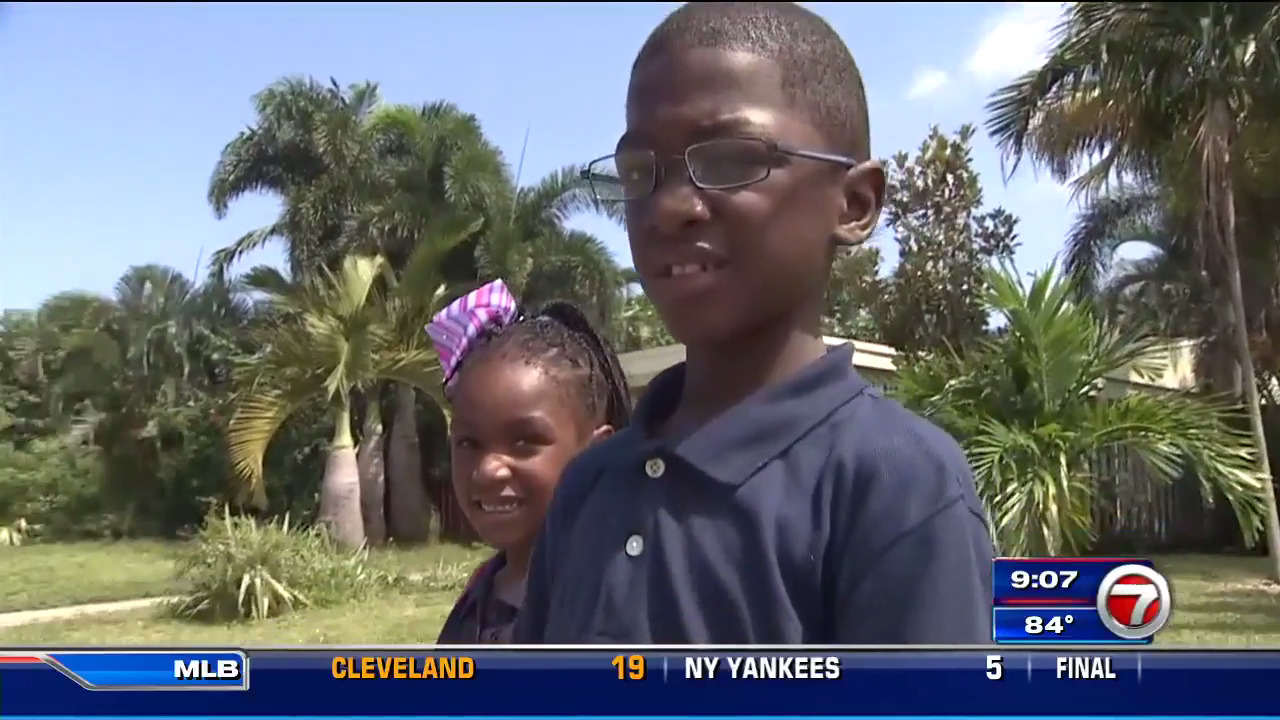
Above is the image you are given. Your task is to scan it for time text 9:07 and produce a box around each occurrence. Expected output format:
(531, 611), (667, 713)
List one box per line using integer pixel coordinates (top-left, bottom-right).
(1010, 570), (1079, 590)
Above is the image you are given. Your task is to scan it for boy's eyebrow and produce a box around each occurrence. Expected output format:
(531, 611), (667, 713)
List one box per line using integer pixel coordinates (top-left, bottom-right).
(616, 113), (771, 151)
(693, 114), (766, 137)
(616, 131), (647, 150)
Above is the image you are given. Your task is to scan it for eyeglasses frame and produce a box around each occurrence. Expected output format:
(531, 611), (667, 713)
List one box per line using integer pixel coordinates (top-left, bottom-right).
(579, 137), (860, 202)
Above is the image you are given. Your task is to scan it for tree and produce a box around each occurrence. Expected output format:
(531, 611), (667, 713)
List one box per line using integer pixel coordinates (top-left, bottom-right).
(823, 245), (885, 342)
(616, 288), (673, 354)
(208, 77), (385, 279)
(874, 125), (1019, 354)
(210, 83), (511, 544)
(1061, 185), (1242, 393)
(479, 165), (626, 329)
(0, 266), (251, 535)
(895, 264), (1268, 556)
(520, 229), (623, 330)
(224, 253), (446, 548)
(985, 1), (1280, 576)
(367, 212), (482, 543)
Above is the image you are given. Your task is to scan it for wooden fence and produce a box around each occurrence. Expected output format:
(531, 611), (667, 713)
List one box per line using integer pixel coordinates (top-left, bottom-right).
(1087, 411), (1280, 554)
(1087, 447), (1272, 554)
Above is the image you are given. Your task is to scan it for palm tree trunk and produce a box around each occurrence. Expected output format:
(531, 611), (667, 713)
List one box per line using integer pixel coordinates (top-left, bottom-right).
(356, 397), (386, 546)
(318, 400), (365, 548)
(386, 382), (430, 543)
(1212, 297), (1243, 394)
(1218, 166), (1280, 580)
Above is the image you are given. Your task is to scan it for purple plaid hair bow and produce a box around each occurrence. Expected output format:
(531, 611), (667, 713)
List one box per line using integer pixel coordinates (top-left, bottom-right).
(426, 279), (520, 390)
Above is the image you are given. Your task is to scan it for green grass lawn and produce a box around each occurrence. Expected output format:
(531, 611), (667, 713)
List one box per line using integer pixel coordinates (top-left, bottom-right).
(0, 538), (489, 615)
(0, 540), (185, 613)
(0, 588), (460, 644)
(1, 549), (1277, 645)
(1154, 555), (1280, 644)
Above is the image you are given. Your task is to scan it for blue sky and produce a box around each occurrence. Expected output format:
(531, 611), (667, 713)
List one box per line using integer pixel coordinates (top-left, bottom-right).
(0, 1), (1077, 310)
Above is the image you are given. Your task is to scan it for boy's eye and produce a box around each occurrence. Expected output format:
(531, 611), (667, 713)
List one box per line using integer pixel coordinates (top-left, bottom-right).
(451, 436), (478, 451)
(686, 138), (773, 188)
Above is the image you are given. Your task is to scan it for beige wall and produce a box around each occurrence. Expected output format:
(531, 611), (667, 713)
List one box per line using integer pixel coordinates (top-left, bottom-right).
(619, 336), (1200, 396)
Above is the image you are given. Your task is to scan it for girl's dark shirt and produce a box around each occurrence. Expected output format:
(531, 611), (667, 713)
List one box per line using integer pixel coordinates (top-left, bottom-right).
(437, 554), (521, 644)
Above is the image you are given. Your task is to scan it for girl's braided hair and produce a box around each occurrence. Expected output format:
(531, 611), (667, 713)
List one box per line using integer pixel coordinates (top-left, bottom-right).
(455, 300), (632, 431)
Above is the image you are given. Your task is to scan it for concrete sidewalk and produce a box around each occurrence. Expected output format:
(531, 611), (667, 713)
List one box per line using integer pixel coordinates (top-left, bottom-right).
(0, 570), (433, 629)
(0, 596), (176, 629)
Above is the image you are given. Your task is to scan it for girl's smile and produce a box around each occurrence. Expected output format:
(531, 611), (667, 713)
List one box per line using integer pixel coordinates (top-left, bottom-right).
(472, 486), (526, 515)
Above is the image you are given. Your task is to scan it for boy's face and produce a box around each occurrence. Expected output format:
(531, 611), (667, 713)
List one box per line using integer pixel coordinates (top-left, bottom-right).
(622, 47), (883, 346)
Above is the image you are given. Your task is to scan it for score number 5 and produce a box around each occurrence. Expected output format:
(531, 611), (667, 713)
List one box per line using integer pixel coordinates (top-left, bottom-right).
(986, 655), (1003, 680)
(613, 654), (645, 680)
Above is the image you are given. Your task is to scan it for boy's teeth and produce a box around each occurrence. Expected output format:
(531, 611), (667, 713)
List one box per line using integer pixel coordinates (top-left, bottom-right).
(478, 500), (521, 513)
(671, 264), (709, 276)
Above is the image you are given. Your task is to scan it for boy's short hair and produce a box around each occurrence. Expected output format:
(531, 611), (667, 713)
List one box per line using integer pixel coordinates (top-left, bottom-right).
(634, 2), (871, 161)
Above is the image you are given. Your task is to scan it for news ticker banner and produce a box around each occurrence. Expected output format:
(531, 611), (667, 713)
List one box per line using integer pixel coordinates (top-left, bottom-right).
(993, 558), (1172, 644)
(1, 649), (1278, 716)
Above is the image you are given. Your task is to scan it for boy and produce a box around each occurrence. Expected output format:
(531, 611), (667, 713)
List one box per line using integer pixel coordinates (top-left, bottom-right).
(514, 1), (993, 644)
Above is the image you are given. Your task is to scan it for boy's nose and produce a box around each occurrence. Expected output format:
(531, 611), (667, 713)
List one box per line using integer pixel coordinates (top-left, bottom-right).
(645, 176), (712, 236)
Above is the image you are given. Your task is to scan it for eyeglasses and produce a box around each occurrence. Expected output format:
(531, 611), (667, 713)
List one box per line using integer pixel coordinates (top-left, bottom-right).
(581, 137), (859, 202)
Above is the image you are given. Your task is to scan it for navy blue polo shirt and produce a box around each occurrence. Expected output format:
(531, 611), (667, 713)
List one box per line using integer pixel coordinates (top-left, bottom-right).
(437, 554), (521, 644)
(513, 344), (994, 644)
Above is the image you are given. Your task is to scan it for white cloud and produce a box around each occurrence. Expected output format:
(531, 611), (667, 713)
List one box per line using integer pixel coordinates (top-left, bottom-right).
(966, 2), (1067, 84)
(905, 67), (949, 100)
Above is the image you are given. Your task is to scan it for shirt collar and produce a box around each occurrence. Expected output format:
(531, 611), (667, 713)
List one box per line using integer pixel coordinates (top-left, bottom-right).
(627, 343), (871, 487)
(455, 552), (507, 614)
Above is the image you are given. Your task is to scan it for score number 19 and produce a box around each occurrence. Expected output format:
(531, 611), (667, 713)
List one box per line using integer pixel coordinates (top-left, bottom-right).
(613, 654), (645, 680)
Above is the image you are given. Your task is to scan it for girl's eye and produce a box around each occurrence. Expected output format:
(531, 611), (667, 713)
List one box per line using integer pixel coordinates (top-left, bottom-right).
(509, 437), (549, 457)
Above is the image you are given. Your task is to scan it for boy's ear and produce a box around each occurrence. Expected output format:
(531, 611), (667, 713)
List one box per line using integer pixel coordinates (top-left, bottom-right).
(833, 160), (885, 247)
(588, 424), (615, 445)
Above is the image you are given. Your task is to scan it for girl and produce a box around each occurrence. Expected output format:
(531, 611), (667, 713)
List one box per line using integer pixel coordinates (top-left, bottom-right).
(427, 279), (631, 644)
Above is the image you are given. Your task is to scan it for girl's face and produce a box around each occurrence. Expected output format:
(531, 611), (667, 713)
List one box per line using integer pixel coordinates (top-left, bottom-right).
(447, 356), (604, 555)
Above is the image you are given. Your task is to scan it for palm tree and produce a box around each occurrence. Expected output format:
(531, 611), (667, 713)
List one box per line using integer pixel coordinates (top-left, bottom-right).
(363, 213), (481, 543)
(615, 274), (672, 353)
(210, 77), (627, 543)
(895, 265), (1269, 556)
(478, 165), (626, 327)
(224, 253), (446, 548)
(209, 81), (511, 544)
(1061, 185), (1244, 393)
(521, 229), (623, 330)
(208, 77), (385, 278)
(0, 267), (250, 534)
(985, 1), (1280, 576)
(348, 102), (507, 543)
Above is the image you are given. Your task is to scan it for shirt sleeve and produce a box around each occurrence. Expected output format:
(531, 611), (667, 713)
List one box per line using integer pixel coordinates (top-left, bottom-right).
(832, 494), (993, 644)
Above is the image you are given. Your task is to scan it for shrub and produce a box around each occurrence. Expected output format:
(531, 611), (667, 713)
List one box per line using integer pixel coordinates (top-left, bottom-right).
(167, 508), (395, 622)
(0, 518), (34, 546)
(0, 439), (123, 540)
(411, 558), (475, 593)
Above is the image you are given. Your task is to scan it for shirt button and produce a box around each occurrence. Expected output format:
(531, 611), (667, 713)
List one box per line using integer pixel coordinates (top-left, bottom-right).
(625, 534), (645, 557)
(644, 457), (666, 478)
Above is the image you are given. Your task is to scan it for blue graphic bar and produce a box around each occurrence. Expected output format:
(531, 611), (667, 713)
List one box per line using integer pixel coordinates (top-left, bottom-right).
(993, 557), (1153, 605)
(2, 649), (1279, 715)
(993, 607), (1124, 644)
(6, 716), (1273, 720)
(42, 651), (248, 689)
